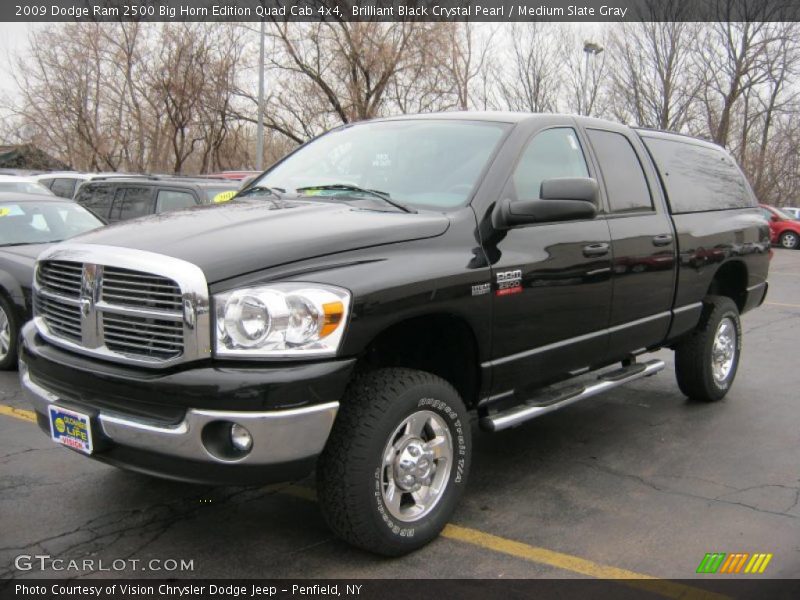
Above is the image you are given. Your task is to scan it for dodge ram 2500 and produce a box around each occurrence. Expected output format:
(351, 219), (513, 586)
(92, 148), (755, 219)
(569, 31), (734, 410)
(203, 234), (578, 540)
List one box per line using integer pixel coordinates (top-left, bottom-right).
(21, 113), (770, 555)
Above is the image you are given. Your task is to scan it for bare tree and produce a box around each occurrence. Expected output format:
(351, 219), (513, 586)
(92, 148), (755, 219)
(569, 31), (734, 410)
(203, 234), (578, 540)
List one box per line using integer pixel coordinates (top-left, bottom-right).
(494, 23), (562, 113)
(607, 17), (699, 129)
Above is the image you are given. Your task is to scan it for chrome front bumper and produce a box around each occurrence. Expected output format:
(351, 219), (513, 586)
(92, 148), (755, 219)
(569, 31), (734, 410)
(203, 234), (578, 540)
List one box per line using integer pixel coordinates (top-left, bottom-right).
(21, 363), (339, 466)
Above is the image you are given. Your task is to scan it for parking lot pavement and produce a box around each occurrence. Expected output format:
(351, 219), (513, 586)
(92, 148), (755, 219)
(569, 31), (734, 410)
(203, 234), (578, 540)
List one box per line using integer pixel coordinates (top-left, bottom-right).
(1, 250), (798, 584)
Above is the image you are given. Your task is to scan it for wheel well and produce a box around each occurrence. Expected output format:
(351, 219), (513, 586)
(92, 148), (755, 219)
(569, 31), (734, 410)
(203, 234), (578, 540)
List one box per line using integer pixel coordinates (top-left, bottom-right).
(358, 314), (481, 408)
(707, 260), (748, 312)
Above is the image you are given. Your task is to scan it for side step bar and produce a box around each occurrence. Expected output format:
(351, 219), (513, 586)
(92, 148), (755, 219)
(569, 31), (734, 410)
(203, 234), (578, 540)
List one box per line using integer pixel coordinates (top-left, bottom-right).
(480, 359), (665, 432)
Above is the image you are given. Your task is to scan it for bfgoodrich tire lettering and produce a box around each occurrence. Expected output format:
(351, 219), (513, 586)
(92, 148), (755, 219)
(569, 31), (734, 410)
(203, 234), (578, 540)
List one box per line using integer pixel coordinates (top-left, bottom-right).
(674, 295), (742, 402)
(317, 368), (471, 556)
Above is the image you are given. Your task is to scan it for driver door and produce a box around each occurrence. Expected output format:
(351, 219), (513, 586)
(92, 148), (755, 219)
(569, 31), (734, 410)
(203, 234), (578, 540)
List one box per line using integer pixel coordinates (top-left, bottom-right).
(487, 125), (613, 400)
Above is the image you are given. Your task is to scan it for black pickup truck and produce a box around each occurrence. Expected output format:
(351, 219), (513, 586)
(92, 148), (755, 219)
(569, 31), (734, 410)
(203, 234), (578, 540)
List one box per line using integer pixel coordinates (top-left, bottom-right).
(20, 113), (770, 556)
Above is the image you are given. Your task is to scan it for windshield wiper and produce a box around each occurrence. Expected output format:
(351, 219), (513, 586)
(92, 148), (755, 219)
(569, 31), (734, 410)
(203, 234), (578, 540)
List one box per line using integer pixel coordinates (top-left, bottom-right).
(236, 185), (284, 199)
(295, 184), (416, 213)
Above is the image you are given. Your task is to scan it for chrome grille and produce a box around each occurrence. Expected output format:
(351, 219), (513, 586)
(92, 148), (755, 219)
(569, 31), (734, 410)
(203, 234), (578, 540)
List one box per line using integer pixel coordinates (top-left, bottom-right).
(32, 245), (210, 368)
(34, 294), (82, 341)
(37, 261), (82, 297)
(101, 267), (183, 312)
(102, 313), (183, 359)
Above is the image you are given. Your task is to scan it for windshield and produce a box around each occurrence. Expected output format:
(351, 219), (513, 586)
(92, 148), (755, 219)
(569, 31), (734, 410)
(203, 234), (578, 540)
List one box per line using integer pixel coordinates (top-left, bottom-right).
(0, 201), (104, 246)
(253, 119), (510, 209)
(0, 181), (54, 195)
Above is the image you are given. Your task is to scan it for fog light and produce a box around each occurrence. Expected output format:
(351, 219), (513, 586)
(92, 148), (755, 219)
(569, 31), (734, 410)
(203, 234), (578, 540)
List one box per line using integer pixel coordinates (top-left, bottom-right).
(230, 423), (253, 452)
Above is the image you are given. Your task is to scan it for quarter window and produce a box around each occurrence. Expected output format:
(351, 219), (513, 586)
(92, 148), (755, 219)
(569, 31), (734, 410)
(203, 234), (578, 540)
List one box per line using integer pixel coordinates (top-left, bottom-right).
(156, 190), (196, 213)
(641, 137), (754, 213)
(50, 178), (78, 199)
(587, 129), (653, 212)
(512, 128), (589, 200)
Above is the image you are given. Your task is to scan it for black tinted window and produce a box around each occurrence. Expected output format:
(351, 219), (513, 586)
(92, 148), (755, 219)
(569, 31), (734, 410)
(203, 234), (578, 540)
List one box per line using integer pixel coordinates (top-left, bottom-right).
(50, 178), (77, 198)
(642, 137), (754, 213)
(588, 130), (653, 212)
(513, 128), (589, 200)
(75, 184), (114, 219)
(156, 190), (196, 212)
(112, 187), (153, 221)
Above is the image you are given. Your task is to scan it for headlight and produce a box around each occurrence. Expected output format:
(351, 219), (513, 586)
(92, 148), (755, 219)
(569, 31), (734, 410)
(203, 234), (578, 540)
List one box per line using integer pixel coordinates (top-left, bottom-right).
(214, 283), (350, 358)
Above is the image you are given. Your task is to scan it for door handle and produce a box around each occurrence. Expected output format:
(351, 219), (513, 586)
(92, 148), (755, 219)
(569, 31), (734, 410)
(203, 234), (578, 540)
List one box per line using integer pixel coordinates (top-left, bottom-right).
(582, 243), (610, 257)
(652, 234), (674, 246)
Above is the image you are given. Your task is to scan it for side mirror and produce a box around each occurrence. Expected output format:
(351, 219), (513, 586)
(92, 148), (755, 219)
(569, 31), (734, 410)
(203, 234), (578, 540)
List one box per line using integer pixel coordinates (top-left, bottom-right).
(771, 215), (779, 222)
(495, 177), (598, 228)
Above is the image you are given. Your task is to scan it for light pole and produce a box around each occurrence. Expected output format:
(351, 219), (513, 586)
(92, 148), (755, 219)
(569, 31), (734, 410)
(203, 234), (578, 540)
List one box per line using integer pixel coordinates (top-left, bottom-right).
(582, 41), (603, 116)
(255, 19), (265, 170)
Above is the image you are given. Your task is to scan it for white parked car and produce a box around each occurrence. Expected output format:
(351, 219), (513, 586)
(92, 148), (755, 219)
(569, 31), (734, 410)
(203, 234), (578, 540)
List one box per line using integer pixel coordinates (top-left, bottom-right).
(32, 172), (95, 199)
(780, 206), (800, 220)
(0, 175), (54, 196)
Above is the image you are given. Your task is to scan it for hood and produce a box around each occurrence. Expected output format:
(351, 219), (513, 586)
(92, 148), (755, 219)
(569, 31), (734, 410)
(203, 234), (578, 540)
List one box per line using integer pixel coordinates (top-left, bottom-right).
(0, 243), (51, 264)
(67, 200), (450, 282)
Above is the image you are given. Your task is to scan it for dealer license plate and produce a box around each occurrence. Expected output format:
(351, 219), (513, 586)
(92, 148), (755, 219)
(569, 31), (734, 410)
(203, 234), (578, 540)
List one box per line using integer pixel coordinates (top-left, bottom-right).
(48, 406), (93, 455)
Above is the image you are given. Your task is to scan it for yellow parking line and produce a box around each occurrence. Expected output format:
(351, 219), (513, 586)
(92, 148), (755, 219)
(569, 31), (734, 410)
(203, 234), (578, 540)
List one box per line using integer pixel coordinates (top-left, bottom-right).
(0, 404), (36, 423)
(764, 301), (800, 309)
(442, 525), (728, 600)
(0, 403), (728, 597)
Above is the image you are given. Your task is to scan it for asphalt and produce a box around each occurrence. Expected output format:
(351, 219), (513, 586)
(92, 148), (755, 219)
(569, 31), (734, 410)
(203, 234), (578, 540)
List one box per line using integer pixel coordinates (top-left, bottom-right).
(1, 250), (798, 581)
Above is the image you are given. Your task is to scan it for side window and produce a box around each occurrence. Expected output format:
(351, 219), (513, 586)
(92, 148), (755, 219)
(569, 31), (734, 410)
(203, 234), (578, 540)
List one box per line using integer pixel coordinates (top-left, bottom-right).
(38, 178), (55, 190)
(156, 190), (196, 213)
(75, 184), (114, 219)
(50, 178), (77, 198)
(587, 129), (653, 212)
(112, 187), (153, 221)
(641, 137), (754, 213)
(512, 128), (589, 200)
(760, 208), (773, 220)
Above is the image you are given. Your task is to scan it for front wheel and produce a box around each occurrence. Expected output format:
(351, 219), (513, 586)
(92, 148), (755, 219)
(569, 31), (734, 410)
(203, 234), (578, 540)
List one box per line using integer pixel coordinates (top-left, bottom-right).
(0, 295), (19, 370)
(674, 296), (741, 402)
(779, 231), (800, 249)
(317, 368), (471, 556)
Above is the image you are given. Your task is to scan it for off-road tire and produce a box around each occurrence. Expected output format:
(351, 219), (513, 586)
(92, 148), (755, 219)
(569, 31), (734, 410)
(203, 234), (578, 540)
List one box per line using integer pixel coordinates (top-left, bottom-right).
(317, 368), (471, 556)
(674, 295), (741, 402)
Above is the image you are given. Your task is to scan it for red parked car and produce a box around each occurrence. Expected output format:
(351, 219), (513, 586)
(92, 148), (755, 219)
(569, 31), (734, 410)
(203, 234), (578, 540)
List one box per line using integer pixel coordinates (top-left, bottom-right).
(204, 171), (261, 181)
(761, 204), (800, 249)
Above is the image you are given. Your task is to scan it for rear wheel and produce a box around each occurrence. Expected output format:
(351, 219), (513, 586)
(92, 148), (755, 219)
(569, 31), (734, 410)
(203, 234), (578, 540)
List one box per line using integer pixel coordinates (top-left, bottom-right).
(779, 231), (799, 249)
(317, 368), (471, 556)
(0, 296), (19, 370)
(674, 296), (741, 402)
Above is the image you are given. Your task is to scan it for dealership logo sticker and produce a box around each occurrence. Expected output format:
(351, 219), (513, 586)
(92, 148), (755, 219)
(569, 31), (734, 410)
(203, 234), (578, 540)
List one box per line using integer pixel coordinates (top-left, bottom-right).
(696, 552), (773, 574)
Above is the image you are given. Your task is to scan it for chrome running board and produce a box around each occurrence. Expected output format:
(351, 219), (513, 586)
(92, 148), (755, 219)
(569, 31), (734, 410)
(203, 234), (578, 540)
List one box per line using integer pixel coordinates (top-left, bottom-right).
(479, 359), (665, 432)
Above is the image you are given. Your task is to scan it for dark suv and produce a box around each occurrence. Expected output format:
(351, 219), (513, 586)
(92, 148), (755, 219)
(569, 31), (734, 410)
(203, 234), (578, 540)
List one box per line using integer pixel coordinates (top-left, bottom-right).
(74, 177), (240, 223)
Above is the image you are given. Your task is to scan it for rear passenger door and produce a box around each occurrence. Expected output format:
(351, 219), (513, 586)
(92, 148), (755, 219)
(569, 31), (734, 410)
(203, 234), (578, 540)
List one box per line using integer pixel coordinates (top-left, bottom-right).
(584, 126), (676, 359)
(110, 186), (155, 222)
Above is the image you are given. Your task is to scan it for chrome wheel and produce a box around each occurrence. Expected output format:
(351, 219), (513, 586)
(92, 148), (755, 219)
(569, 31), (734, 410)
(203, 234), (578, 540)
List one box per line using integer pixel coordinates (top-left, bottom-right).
(381, 409), (453, 523)
(0, 305), (10, 361)
(781, 232), (798, 249)
(711, 317), (736, 385)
